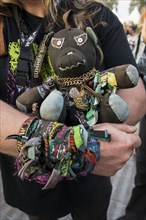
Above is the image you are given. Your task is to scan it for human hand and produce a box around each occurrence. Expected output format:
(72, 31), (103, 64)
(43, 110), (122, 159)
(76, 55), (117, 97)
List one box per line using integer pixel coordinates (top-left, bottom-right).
(92, 123), (141, 176)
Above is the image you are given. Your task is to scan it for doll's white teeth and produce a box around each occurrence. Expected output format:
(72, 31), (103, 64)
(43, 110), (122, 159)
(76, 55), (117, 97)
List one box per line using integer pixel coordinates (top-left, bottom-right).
(59, 60), (85, 71)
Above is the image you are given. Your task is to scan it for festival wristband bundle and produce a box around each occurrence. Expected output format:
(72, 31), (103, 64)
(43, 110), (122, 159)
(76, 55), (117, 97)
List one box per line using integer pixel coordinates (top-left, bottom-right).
(6, 117), (111, 189)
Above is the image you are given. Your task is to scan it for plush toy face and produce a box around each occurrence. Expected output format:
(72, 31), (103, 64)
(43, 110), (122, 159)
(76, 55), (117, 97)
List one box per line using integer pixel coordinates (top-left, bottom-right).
(49, 28), (97, 78)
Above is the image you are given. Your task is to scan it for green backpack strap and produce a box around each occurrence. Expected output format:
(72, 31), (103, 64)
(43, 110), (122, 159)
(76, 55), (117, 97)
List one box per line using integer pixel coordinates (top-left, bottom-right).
(0, 16), (7, 56)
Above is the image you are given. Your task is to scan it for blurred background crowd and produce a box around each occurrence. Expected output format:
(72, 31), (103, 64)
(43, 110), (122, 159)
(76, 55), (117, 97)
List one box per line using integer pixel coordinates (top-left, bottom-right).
(103, 0), (145, 36)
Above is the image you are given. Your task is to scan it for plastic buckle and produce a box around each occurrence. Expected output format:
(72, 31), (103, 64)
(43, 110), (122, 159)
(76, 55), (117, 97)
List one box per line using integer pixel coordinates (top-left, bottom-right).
(17, 59), (29, 73)
(16, 73), (27, 87)
(45, 77), (56, 91)
(89, 129), (111, 142)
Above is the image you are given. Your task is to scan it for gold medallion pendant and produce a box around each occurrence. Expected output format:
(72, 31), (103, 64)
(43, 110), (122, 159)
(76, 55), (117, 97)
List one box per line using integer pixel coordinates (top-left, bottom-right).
(73, 89), (90, 111)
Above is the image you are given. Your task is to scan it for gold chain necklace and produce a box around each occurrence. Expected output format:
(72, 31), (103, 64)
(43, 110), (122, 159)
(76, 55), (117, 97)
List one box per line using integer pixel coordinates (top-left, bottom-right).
(56, 68), (98, 86)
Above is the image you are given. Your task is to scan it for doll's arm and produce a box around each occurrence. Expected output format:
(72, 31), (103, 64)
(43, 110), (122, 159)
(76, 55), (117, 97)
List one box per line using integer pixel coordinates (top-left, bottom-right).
(117, 78), (146, 125)
(16, 77), (55, 114)
(98, 64), (146, 124)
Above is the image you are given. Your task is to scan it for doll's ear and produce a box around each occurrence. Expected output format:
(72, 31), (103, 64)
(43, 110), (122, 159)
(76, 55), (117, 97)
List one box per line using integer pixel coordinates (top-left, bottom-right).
(86, 27), (98, 45)
(86, 27), (103, 64)
(63, 9), (77, 29)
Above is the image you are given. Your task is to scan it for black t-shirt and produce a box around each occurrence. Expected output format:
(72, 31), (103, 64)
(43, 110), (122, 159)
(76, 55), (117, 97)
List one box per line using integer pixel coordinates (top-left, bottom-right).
(0, 4), (136, 218)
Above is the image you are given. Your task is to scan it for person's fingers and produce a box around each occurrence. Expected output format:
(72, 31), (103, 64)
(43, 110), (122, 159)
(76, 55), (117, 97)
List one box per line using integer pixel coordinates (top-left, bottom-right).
(93, 123), (137, 133)
(111, 123), (137, 133)
(131, 133), (141, 149)
(124, 133), (141, 155)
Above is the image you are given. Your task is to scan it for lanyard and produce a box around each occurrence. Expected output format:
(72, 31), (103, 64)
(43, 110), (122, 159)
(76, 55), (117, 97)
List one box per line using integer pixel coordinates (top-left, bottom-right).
(33, 31), (54, 80)
(16, 24), (43, 89)
(12, 6), (55, 91)
(20, 27), (41, 47)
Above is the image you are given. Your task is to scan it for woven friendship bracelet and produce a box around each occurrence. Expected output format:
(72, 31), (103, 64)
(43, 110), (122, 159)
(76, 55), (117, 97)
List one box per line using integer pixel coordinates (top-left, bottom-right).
(17, 117), (38, 152)
(6, 115), (111, 188)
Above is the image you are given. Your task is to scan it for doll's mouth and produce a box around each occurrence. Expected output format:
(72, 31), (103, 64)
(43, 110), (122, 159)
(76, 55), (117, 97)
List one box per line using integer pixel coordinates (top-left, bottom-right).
(58, 60), (85, 71)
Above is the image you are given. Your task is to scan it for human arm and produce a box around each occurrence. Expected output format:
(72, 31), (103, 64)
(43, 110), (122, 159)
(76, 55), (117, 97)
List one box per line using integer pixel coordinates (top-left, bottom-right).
(0, 100), (29, 156)
(0, 100), (141, 177)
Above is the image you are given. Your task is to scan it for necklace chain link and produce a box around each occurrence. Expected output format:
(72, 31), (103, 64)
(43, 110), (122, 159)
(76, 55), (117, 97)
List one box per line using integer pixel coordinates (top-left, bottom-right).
(56, 68), (98, 86)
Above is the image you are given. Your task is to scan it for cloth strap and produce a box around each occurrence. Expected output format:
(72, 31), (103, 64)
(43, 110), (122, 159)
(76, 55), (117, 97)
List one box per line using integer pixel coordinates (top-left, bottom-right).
(12, 6), (55, 90)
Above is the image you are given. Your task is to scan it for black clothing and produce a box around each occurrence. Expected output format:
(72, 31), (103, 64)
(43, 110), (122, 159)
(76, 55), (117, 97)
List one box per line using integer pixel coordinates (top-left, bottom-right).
(116, 22), (146, 220)
(116, 116), (146, 220)
(0, 4), (136, 220)
(126, 116), (146, 220)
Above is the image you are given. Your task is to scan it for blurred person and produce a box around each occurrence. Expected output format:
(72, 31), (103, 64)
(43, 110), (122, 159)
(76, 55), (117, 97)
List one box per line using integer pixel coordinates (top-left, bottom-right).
(125, 21), (138, 37)
(117, 6), (146, 220)
(0, 1), (145, 220)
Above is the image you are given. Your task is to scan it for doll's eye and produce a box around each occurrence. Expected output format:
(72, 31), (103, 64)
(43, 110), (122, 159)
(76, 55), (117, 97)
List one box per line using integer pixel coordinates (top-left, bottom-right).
(74, 33), (88, 46)
(51, 37), (65, 49)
